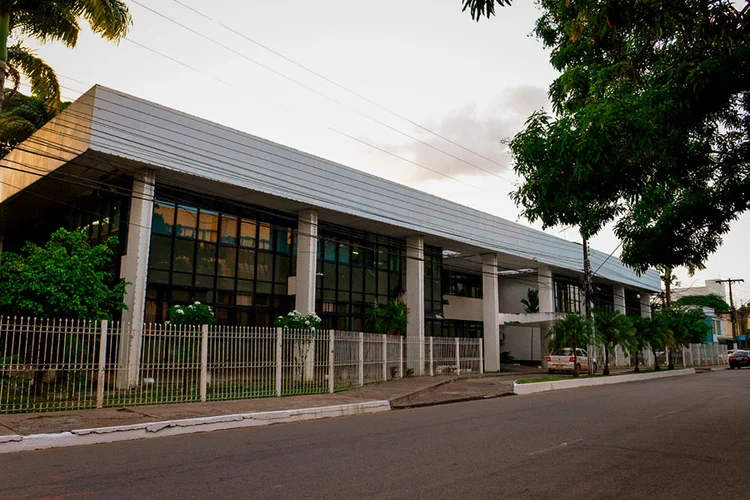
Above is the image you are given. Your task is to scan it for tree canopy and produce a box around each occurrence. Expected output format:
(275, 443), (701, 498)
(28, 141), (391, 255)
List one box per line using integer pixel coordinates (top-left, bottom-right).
(0, 0), (132, 112)
(674, 294), (731, 315)
(0, 90), (68, 156)
(501, 1), (750, 275)
(0, 228), (127, 319)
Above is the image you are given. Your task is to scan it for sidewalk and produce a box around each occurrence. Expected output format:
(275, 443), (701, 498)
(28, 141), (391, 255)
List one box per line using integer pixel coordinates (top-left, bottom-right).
(0, 372), (526, 438)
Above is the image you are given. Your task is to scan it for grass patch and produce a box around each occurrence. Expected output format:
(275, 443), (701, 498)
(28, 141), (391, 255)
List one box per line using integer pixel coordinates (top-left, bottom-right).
(515, 369), (668, 384)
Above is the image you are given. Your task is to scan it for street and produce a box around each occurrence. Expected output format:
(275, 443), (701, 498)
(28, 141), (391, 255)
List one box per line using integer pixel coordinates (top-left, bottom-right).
(1, 370), (747, 500)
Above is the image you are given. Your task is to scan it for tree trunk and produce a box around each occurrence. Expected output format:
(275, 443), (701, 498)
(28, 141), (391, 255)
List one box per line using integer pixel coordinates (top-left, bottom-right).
(634, 349), (640, 373)
(0, 12), (9, 115)
(582, 237), (593, 375)
(664, 267), (673, 308)
(654, 348), (660, 371)
(604, 346), (610, 375)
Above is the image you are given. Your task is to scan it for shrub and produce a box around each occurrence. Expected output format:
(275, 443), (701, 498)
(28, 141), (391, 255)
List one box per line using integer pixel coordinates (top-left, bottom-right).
(274, 310), (321, 331)
(167, 302), (216, 325)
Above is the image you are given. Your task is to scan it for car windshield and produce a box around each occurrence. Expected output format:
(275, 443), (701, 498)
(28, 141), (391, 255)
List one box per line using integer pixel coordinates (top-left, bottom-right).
(733, 351), (747, 357)
(553, 349), (574, 356)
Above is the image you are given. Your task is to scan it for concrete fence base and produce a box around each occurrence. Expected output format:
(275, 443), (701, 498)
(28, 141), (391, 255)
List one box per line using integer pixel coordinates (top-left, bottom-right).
(513, 368), (696, 395)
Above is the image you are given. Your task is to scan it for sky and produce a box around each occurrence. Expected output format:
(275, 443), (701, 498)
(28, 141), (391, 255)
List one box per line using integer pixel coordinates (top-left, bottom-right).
(23, 0), (750, 302)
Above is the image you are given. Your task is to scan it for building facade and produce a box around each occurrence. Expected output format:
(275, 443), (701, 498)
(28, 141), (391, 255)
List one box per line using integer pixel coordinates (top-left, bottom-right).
(0, 86), (661, 371)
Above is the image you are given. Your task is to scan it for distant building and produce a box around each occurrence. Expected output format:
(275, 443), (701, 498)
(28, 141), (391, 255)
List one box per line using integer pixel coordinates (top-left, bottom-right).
(671, 279), (726, 302)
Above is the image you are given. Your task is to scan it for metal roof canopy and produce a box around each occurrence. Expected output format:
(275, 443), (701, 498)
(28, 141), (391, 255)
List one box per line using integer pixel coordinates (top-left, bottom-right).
(0, 85), (661, 292)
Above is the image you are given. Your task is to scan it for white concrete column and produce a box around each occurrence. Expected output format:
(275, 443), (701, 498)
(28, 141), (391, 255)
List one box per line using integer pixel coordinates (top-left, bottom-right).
(540, 326), (551, 369)
(406, 235), (425, 375)
(614, 286), (626, 314)
(295, 209), (318, 381)
(295, 209), (318, 315)
(537, 267), (555, 313)
(119, 169), (155, 388)
(640, 292), (652, 318)
(483, 254), (501, 372)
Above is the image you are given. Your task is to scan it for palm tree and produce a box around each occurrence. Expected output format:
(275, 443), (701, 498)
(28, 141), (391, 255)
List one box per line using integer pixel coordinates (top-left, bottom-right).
(521, 288), (540, 313)
(593, 308), (634, 375)
(0, 90), (67, 156)
(547, 313), (594, 377)
(462, 0), (512, 20)
(0, 1), (132, 113)
(630, 317), (668, 373)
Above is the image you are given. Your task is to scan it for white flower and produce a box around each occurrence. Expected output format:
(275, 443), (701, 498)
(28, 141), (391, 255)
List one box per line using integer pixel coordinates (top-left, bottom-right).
(288, 312), (294, 316)
(188, 305), (194, 309)
(194, 301), (201, 305)
(305, 320), (310, 325)
(176, 309), (185, 315)
(165, 321), (171, 325)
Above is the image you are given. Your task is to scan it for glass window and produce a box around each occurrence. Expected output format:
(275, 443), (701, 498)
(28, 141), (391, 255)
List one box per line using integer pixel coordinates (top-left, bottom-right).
(220, 215), (238, 245)
(198, 210), (218, 242)
(339, 243), (350, 264)
(175, 205), (198, 239)
(149, 235), (172, 270)
(196, 242), (216, 275)
(324, 241), (337, 263)
(273, 228), (291, 254)
(173, 239), (194, 273)
(257, 252), (273, 281)
(237, 249), (255, 280)
(274, 256), (290, 284)
(152, 201), (175, 235)
(338, 265), (350, 291)
(240, 220), (257, 248)
(217, 246), (236, 277)
(351, 246), (364, 267)
(258, 224), (271, 250)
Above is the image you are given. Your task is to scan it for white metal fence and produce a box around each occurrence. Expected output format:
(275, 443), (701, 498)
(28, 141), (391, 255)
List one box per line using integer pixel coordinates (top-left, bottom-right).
(593, 343), (729, 371)
(0, 316), (483, 414)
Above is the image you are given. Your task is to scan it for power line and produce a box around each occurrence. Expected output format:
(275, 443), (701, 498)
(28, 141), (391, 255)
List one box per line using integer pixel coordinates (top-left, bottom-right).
(127, 0), (517, 184)
(169, 0), (512, 173)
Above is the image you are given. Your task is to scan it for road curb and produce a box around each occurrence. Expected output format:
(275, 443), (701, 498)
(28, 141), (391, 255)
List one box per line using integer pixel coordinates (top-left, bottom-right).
(513, 368), (696, 395)
(0, 400), (391, 454)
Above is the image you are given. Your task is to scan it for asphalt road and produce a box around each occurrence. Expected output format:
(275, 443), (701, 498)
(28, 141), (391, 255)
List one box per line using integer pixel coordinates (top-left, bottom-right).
(2, 370), (748, 500)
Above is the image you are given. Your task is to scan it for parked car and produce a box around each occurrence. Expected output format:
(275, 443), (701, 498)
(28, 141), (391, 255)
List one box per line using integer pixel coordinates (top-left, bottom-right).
(729, 350), (750, 369)
(547, 348), (597, 376)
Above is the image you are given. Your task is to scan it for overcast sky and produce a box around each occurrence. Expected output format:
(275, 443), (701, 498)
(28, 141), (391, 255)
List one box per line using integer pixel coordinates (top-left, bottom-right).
(25, 0), (750, 302)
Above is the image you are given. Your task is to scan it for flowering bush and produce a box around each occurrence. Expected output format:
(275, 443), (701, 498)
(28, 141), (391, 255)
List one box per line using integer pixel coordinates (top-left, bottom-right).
(274, 310), (321, 331)
(167, 302), (216, 326)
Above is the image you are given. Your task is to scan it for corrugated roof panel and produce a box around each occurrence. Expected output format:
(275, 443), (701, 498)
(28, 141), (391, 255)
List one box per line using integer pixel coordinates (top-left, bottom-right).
(86, 86), (660, 291)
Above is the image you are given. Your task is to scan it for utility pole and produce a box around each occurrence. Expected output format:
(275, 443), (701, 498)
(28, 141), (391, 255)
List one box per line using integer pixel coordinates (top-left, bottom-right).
(716, 278), (745, 348)
(582, 238), (594, 376)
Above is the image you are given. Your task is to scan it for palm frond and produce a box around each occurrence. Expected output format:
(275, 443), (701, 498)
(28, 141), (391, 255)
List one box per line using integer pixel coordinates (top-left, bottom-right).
(7, 45), (61, 113)
(11, 1), (82, 47)
(77, 0), (132, 41)
(461, 0), (512, 21)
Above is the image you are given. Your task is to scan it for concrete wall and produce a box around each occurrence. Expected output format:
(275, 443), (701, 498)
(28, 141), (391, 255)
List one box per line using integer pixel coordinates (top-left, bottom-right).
(0, 89), (95, 202)
(503, 326), (541, 362)
(442, 295), (483, 322)
(499, 276), (537, 314)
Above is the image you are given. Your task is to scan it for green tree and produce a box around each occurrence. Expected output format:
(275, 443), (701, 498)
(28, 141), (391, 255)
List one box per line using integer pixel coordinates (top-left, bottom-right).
(593, 308), (634, 375)
(364, 301), (409, 336)
(474, 1), (750, 277)
(674, 294), (731, 315)
(0, 90), (68, 156)
(462, 0), (512, 20)
(0, 0), (132, 113)
(548, 313), (594, 377)
(520, 288), (539, 313)
(0, 228), (127, 319)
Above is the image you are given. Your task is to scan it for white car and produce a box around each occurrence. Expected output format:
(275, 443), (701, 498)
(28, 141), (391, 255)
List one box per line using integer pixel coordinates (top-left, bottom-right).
(547, 348), (597, 376)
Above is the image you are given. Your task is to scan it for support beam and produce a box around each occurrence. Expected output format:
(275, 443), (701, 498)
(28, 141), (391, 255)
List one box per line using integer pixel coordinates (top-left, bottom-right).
(295, 209), (318, 315)
(614, 286), (626, 314)
(540, 326), (551, 369)
(537, 267), (555, 313)
(295, 209), (318, 381)
(640, 292), (652, 318)
(406, 235), (424, 375)
(483, 254), (500, 372)
(119, 169), (155, 388)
